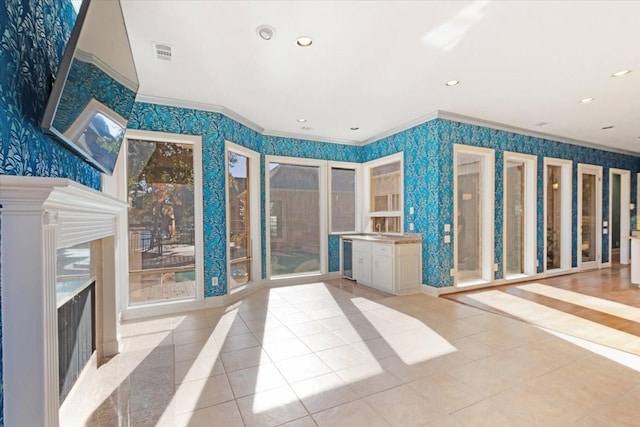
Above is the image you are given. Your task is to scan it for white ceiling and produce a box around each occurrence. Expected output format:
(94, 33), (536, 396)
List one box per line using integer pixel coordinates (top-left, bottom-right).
(121, 1), (640, 154)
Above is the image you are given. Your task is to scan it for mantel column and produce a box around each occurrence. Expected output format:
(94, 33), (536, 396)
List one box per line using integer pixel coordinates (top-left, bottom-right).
(1, 207), (60, 427)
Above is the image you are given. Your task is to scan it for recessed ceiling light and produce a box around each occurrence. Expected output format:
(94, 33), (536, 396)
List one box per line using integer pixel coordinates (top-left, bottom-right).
(579, 97), (595, 104)
(612, 69), (631, 77)
(296, 36), (313, 47)
(350, 127), (360, 131)
(602, 125), (614, 130)
(535, 122), (550, 127)
(445, 80), (460, 86)
(297, 118), (307, 123)
(256, 25), (275, 41)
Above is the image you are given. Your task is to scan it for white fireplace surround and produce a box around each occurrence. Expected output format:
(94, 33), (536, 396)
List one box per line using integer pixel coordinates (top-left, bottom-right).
(0, 175), (127, 427)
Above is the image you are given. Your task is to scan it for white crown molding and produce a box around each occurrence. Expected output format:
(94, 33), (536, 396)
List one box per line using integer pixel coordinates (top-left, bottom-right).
(362, 111), (440, 146)
(134, 94), (266, 135)
(437, 111), (640, 157)
(133, 96), (639, 156)
(262, 129), (360, 146)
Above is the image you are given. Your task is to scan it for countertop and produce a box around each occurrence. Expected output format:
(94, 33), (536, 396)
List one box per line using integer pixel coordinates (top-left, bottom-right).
(340, 233), (422, 245)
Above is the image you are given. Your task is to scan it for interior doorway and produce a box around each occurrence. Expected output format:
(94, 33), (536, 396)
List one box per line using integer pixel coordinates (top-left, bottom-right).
(578, 164), (602, 271)
(609, 169), (631, 265)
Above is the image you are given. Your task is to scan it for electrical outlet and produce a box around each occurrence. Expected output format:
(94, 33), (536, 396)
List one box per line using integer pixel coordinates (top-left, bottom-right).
(409, 222), (414, 231)
(409, 206), (414, 215)
(212, 277), (219, 287)
(444, 235), (451, 243)
(493, 263), (498, 272)
(450, 268), (455, 277)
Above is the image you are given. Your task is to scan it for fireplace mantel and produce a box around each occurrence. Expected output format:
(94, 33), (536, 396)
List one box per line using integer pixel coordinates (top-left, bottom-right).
(0, 175), (127, 427)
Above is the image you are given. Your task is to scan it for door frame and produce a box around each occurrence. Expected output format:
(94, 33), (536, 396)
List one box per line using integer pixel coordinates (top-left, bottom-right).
(577, 163), (602, 271)
(608, 168), (631, 265)
(543, 157), (572, 272)
(453, 144), (495, 287)
(225, 141), (262, 292)
(503, 151), (537, 278)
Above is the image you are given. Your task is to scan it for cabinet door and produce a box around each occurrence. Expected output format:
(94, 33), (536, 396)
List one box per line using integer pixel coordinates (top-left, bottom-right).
(372, 254), (393, 292)
(353, 251), (372, 284)
(371, 244), (393, 292)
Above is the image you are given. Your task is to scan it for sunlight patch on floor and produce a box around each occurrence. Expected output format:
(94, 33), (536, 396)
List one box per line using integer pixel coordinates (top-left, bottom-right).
(518, 283), (640, 321)
(466, 290), (640, 356)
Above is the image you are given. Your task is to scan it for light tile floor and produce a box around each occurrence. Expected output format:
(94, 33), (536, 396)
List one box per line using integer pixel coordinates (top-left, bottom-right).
(61, 279), (640, 426)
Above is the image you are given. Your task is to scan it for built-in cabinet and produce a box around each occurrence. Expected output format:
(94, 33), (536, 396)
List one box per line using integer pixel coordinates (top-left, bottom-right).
(352, 239), (422, 294)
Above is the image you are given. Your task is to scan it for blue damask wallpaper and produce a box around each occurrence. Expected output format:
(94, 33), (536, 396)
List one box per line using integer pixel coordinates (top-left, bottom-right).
(128, 102), (361, 297)
(0, 0), (106, 421)
(0, 0), (101, 189)
(362, 119), (639, 288)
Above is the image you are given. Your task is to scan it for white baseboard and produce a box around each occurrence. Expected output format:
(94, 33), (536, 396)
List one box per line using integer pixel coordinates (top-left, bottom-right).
(420, 284), (442, 297)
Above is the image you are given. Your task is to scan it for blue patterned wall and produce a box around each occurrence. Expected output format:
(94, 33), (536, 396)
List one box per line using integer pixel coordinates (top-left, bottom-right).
(1, 1), (104, 422)
(128, 102), (361, 297)
(0, 0), (101, 189)
(363, 119), (639, 288)
(130, 103), (639, 293)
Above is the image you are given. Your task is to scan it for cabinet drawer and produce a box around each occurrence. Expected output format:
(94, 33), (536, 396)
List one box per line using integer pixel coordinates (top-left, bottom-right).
(353, 241), (372, 253)
(372, 244), (392, 256)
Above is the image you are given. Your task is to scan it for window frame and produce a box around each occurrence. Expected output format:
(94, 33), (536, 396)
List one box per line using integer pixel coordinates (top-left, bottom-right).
(453, 144), (495, 287)
(225, 140), (261, 294)
(503, 151), (537, 279)
(328, 161), (362, 235)
(543, 157), (572, 273)
(119, 129), (204, 315)
(265, 155), (328, 280)
(363, 152), (404, 234)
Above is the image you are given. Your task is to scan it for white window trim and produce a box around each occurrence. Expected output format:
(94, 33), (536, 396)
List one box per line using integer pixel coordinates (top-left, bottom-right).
(608, 168), (631, 265)
(265, 155), (328, 280)
(543, 157), (573, 273)
(119, 129), (205, 316)
(453, 144), (495, 287)
(363, 152), (404, 234)
(503, 151), (537, 278)
(577, 163), (603, 271)
(225, 141), (262, 294)
(328, 161), (362, 234)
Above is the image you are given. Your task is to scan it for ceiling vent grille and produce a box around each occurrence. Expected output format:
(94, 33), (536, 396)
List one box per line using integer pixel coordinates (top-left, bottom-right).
(154, 43), (172, 61)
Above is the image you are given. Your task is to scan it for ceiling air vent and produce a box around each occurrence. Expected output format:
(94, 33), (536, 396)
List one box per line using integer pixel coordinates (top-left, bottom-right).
(154, 43), (172, 61)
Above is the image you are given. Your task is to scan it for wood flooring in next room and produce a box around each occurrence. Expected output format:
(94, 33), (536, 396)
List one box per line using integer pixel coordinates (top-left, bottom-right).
(444, 265), (640, 354)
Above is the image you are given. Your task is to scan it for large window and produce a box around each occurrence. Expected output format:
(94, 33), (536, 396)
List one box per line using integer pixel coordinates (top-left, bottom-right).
(267, 157), (327, 278)
(365, 153), (403, 233)
(330, 166), (357, 233)
(126, 136), (199, 305)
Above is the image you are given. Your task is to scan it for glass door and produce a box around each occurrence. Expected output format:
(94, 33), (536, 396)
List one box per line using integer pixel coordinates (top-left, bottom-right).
(546, 165), (562, 270)
(226, 142), (260, 291)
(228, 150), (252, 288)
(268, 161), (322, 277)
(127, 139), (197, 304)
(454, 145), (495, 286)
(578, 164), (602, 270)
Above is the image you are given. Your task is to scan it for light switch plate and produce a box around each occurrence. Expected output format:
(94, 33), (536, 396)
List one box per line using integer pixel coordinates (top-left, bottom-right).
(444, 224), (450, 232)
(444, 235), (451, 243)
(409, 206), (414, 215)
